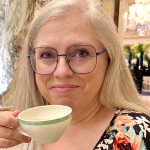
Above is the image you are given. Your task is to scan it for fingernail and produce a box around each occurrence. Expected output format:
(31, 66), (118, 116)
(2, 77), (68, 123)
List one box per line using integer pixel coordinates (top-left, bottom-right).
(26, 137), (31, 143)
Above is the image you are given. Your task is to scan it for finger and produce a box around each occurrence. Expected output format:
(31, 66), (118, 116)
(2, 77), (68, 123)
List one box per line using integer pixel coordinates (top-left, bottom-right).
(0, 112), (20, 128)
(0, 126), (31, 143)
(11, 111), (20, 117)
(0, 138), (22, 148)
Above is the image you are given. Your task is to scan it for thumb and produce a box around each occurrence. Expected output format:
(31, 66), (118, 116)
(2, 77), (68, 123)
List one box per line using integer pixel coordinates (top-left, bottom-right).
(11, 111), (20, 117)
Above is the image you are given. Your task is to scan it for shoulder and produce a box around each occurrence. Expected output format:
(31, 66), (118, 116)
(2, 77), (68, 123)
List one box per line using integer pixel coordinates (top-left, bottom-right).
(113, 108), (150, 149)
(114, 108), (150, 128)
(115, 108), (150, 132)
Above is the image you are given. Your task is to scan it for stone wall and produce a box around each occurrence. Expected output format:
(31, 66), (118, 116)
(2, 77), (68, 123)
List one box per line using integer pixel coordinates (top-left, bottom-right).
(0, 0), (36, 95)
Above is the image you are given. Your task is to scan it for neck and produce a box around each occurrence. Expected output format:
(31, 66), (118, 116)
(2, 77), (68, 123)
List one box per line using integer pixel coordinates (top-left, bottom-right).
(70, 101), (103, 126)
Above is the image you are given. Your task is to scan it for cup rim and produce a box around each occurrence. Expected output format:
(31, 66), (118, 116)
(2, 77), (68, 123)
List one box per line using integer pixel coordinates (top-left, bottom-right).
(18, 105), (72, 126)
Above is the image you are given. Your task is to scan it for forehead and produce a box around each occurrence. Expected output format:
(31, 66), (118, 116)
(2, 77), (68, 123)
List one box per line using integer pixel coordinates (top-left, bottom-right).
(34, 11), (103, 51)
(41, 9), (89, 31)
(36, 12), (93, 36)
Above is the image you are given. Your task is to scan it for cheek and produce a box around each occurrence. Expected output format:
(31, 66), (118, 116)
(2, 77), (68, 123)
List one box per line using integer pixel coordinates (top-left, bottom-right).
(85, 60), (108, 92)
(80, 69), (105, 96)
(36, 75), (42, 88)
(36, 75), (49, 98)
(86, 72), (104, 91)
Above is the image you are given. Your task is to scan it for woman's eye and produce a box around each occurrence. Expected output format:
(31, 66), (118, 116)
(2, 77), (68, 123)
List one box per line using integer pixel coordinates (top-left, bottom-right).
(41, 52), (53, 59)
(76, 50), (88, 57)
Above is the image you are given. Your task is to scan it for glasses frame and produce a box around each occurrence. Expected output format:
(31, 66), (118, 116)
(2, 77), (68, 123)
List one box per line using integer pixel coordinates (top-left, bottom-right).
(27, 45), (106, 75)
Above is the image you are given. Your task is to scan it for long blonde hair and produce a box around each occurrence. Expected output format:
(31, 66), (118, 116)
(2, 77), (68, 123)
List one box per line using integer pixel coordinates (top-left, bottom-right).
(2, 0), (150, 149)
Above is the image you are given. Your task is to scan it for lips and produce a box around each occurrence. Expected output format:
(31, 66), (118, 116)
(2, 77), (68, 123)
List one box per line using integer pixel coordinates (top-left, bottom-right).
(51, 84), (79, 93)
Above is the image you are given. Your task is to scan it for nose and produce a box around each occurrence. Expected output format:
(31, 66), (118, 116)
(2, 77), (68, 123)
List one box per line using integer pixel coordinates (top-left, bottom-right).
(53, 56), (74, 78)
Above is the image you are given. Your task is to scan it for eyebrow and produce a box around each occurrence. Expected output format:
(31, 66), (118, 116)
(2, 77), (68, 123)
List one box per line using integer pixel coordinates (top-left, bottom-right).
(37, 42), (92, 49)
(69, 42), (91, 47)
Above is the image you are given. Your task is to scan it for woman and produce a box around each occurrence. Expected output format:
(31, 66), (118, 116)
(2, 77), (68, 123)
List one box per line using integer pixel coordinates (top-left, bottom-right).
(0, 0), (150, 149)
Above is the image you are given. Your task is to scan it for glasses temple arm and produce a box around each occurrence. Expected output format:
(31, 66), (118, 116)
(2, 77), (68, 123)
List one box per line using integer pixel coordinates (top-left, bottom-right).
(96, 49), (107, 56)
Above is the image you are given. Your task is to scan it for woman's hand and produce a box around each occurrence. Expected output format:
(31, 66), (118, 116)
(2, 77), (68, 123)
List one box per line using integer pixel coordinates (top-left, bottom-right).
(0, 111), (31, 148)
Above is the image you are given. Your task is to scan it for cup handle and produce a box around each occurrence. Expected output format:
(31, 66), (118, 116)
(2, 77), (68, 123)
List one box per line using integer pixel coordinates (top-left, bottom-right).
(16, 128), (30, 137)
(16, 117), (30, 137)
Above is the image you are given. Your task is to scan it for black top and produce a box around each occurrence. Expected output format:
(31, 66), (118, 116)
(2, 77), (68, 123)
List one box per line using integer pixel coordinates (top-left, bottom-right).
(94, 108), (150, 150)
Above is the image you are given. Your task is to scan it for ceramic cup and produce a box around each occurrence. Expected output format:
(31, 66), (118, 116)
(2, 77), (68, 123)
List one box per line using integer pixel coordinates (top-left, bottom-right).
(18, 105), (72, 144)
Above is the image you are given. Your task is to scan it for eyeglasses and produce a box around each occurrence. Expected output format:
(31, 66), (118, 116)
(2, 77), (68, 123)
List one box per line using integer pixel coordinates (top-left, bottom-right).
(27, 45), (106, 75)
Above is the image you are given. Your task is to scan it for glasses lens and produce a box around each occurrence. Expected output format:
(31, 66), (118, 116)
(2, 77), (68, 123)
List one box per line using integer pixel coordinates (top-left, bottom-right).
(67, 45), (97, 73)
(30, 47), (57, 74)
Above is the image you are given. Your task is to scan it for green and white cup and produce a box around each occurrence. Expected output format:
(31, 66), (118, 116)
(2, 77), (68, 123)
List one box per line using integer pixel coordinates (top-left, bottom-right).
(18, 105), (72, 144)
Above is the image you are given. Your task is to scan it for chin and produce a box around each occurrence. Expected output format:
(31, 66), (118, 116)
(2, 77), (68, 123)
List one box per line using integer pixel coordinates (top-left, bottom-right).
(47, 99), (73, 107)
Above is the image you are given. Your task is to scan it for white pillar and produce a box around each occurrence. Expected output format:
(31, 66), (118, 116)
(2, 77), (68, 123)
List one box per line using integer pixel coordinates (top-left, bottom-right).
(118, 0), (128, 45)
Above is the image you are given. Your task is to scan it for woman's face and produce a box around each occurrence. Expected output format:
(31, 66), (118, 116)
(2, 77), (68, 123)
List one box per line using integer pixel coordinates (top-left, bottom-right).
(34, 12), (109, 111)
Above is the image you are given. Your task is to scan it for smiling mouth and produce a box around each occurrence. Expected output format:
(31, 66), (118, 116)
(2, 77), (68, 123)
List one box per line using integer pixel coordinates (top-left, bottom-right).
(51, 85), (79, 93)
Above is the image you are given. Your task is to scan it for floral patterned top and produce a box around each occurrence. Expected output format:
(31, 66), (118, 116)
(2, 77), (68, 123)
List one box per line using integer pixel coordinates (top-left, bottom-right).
(94, 108), (150, 150)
